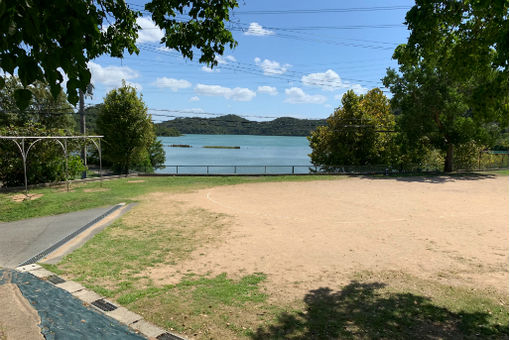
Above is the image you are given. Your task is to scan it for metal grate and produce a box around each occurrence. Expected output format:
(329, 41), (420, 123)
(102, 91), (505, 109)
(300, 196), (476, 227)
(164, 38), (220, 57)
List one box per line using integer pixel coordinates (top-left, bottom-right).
(157, 333), (186, 340)
(46, 275), (65, 284)
(18, 204), (122, 267)
(91, 299), (117, 312)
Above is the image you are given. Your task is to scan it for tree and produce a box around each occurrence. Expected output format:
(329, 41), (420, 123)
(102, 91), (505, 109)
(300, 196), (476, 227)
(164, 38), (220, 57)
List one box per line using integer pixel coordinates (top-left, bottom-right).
(97, 82), (162, 173)
(308, 89), (396, 170)
(0, 124), (86, 187)
(383, 0), (508, 172)
(148, 137), (166, 171)
(0, 77), (84, 187)
(0, 0), (238, 108)
(0, 76), (75, 130)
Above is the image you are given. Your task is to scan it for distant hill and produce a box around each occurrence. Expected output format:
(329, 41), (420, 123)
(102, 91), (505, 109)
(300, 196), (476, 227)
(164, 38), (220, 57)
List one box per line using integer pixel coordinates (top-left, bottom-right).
(155, 114), (327, 136)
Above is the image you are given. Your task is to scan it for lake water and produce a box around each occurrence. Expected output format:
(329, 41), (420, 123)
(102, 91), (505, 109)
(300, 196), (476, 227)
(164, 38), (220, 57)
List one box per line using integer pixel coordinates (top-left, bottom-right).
(158, 134), (313, 174)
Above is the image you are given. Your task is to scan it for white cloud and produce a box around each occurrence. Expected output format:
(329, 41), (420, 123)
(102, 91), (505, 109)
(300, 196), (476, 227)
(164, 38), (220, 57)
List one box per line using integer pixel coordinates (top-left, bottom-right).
(57, 68), (69, 91)
(136, 17), (164, 43)
(215, 54), (237, 64)
(284, 87), (327, 104)
(349, 84), (369, 95)
(301, 69), (345, 91)
(87, 61), (141, 90)
(254, 57), (291, 75)
(201, 66), (220, 73)
(201, 55), (236, 72)
(302, 69), (369, 95)
(154, 77), (192, 91)
(189, 96), (200, 102)
(156, 46), (176, 53)
(244, 22), (275, 36)
(187, 108), (205, 113)
(257, 86), (278, 96)
(195, 84), (256, 101)
(333, 85), (370, 102)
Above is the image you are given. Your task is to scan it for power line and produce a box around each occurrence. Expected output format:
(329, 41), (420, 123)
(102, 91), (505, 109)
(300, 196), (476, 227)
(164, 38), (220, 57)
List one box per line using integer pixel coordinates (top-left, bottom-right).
(232, 6), (410, 15)
(138, 44), (388, 91)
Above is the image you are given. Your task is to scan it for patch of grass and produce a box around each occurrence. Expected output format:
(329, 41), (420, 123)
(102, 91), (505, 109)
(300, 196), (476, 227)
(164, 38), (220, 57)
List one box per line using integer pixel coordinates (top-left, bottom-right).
(177, 273), (267, 307)
(487, 168), (509, 176)
(38, 263), (65, 275)
(0, 324), (6, 340)
(128, 273), (272, 339)
(0, 175), (340, 222)
(52, 201), (231, 295)
(253, 271), (508, 340)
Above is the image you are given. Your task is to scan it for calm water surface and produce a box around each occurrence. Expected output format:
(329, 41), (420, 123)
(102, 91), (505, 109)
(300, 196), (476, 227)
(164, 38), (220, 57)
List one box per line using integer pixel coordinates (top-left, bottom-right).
(158, 134), (313, 174)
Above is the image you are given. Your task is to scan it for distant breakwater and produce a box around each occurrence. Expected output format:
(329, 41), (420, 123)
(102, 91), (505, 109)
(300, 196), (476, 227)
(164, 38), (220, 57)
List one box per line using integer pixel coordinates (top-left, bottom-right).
(164, 144), (240, 149)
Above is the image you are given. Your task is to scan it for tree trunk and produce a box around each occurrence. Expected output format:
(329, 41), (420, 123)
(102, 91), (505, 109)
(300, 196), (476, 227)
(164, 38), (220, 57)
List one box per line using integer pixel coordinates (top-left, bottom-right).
(444, 143), (454, 172)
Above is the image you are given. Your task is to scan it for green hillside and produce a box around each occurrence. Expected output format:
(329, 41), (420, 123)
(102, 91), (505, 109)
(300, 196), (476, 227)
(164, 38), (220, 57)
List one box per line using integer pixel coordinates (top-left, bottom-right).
(156, 114), (326, 136)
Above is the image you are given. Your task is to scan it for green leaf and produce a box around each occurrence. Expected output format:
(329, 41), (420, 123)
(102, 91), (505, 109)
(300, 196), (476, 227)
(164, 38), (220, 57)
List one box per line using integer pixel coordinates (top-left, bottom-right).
(13, 88), (32, 110)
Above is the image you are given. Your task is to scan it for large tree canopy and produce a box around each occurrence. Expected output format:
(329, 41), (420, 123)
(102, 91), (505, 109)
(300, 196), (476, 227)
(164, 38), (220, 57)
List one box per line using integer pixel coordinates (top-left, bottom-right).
(383, 0), (508, 172)
(0, 0), (238, 108)
(97, 82), (162, 173)
(308, 89), (396, 170)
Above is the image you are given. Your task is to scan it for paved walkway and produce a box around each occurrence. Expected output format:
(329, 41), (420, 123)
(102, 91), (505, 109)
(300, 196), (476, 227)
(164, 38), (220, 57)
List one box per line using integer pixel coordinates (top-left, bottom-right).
(0, 206), (114, 268)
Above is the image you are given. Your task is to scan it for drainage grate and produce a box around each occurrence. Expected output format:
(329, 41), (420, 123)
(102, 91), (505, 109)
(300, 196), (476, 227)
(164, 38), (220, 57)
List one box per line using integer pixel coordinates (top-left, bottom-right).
(91, 299), (117, 312)
(46, 275), (65, 284)
(157, 333), (185, 340)
(18, 204), (123, 267)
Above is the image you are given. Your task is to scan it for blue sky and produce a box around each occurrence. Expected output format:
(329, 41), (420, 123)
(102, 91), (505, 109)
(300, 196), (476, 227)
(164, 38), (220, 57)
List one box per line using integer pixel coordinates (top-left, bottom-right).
(87, 0), (414, 122)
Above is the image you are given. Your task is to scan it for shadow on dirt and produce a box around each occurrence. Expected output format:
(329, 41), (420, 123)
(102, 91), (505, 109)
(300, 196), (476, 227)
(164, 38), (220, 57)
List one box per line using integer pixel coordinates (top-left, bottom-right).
(251, 281), (507, 339)
(356, 172), (498, 184)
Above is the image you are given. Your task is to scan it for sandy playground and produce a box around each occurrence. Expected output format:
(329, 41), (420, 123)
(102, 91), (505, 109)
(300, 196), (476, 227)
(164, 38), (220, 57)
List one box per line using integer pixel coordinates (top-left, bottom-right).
(133, 175), (508, 301)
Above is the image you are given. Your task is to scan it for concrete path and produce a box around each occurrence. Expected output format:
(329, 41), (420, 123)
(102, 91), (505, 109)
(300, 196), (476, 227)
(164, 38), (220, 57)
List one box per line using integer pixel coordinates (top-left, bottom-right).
(0, 206), (114, 268)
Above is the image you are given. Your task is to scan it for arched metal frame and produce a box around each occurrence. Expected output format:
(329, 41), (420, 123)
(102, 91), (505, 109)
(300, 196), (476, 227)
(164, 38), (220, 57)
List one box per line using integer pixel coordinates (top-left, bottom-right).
(0, 136), (103, 194)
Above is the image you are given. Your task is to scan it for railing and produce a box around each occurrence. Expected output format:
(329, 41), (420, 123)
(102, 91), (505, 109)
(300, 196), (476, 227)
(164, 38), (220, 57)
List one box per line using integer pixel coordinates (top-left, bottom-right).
(152, 164), (426, 175)
(155, 165), (316, 175)
(147, 161), (508, 176)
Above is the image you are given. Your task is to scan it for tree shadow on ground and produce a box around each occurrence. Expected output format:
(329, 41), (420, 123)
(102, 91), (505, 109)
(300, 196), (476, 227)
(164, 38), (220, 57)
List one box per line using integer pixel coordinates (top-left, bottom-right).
(252, 281), (507, 340)
(356, 172), (497, 184)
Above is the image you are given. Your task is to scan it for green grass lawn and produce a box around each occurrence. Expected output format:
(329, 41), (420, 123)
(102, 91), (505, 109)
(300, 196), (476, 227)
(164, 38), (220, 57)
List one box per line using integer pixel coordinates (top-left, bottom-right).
(0, 175), (339, 222)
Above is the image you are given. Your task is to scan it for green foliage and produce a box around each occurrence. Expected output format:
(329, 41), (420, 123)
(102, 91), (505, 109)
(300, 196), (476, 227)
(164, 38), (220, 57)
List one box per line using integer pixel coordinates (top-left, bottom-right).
(0, 0), (238, 109)
(383, 0), (508, 172)
(0, 78), (84, 187)
(155, 124), (181, 137)
(97, 83), (163, 173)
(148, 137), (166, 170)
(308, 89), (397, 169)
(73, 104), (103, 135)
(156, 114), (327, 136)
(0, 124), (85, 186)
(0, 77), (75, 130)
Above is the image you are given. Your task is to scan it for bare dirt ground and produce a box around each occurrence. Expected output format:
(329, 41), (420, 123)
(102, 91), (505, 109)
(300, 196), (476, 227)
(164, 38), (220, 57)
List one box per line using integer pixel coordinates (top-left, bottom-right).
(138, 176), (508, 302)
(11, 193), (43, 202)
(0, 283), (43, 340)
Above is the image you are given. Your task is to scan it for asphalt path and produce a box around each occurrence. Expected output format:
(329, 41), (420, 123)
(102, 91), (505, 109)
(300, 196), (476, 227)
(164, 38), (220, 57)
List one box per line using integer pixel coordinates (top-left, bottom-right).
(0, 206), (114, 268)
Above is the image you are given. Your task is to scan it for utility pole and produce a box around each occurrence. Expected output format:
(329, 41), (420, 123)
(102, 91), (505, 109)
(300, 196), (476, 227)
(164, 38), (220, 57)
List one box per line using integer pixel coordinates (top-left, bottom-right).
(79, 89), (87, 178)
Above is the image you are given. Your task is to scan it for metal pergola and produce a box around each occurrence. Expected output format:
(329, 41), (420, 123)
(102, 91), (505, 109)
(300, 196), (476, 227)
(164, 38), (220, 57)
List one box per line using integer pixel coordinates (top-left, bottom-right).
(0, 135), (103, 194)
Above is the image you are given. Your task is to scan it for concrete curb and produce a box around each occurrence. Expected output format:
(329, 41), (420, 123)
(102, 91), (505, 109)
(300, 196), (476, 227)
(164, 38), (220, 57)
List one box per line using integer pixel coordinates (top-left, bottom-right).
(16, 263), (186, 340)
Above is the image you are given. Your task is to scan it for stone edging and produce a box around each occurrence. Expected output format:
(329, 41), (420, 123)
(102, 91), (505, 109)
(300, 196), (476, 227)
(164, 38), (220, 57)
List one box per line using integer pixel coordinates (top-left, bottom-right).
(16, 264), (186, 340)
